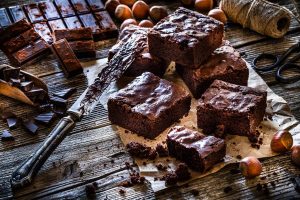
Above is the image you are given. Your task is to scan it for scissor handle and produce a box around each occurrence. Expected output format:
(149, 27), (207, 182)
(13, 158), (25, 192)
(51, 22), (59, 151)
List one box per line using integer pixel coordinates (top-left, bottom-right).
(252, 53), (280, 72)
(276, 63), (300, 84)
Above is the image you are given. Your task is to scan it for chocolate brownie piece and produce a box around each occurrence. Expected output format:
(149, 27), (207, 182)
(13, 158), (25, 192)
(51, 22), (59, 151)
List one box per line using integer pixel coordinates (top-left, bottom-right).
(109, 25), (168, 77)
(167, 126), (226, 172)
(176, 44), (249, 98)
(108, 72), (191, 139)
(148, 7), (224, 67)
(197, 80), (267, 139)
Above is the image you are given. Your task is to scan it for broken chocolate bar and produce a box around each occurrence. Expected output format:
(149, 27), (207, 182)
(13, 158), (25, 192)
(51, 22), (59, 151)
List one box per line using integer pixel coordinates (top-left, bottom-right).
(53, 27), (93, 41)
(23, 4), (45, 23)
(25, 88), (48, 103)
(1, 130), (15, 141)
(87, 0), (105, 11)
(8, 5), (27, 22)
(53, 87), (77, 99)
(22, 120), (38, 135)
(39, 1), (60, 20)
(33, 22), (53, 44)
(48, 19), (66, 32)
(63, 16), (82, 29)
(12, 39), (51, 66)
(2, 67), (20, 82)
(20, 81), (34, 92)
(51, 39), (83, 77)
(0, 8), (12, 27)
(35, 112), (56, 125)
(52, 105), (67, 116)
(54, 0), (76, 17)
(71, 0), (90, 14)
(7, 117), (18, 129)
(50, 96), (68, 107)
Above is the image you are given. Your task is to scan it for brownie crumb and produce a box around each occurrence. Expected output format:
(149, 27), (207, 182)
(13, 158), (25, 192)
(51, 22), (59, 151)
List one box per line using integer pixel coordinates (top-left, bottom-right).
(260, 176), (266, 180)
(256, 183), (262, 191)
(236, 155), (242, 160)
(164, 172), (178, 185)
(125, 130), (129, 133)
(126, 142), (151, 159)
(156, 144), (169, 157)
(191, 189), (199, 196)
(249, 136), (258, 143)
(119, 189), (126, 195)
(175, 163), (191, 182)
(230, 168), (240, 174)
(156, 163), (167, 171)
(85, 184), (96, 197)
(154, 177), (158, 181)
(142, 161), (147, 166)
(130, 171), (145, 184)
(118, 180), (132, 187)
(223, 186), (232, 193)
(148, 149), (157, 160)
(125, 162), (132, 170)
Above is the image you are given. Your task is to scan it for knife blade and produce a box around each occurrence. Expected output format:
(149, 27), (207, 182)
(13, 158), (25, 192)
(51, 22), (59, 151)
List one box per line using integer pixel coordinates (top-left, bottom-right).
(11, 30), (148, 188)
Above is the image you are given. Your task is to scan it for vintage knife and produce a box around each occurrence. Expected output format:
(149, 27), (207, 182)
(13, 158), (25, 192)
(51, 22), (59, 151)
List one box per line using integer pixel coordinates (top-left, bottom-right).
(11, 30), (148, 188)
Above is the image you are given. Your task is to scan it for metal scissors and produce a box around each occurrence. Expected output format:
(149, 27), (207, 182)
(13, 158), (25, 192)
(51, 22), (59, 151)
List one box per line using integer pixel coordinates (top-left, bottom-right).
(252, 41), (300, 83)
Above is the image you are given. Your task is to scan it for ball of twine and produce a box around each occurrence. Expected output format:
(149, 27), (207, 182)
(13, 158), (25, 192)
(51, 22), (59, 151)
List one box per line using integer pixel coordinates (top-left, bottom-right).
(220, 0), (292, 38)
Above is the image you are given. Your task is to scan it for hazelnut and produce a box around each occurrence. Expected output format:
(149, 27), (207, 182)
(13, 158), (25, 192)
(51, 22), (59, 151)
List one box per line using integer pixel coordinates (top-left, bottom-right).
(291, 145), (300, 167)
(119, 0), (136, 7)
(194, 0), (213, 13)
(139, 20), (154, 28)
(120, 18), (138, 30)
(115, 5), (133, 21)
(181, 0), (195, 7)
(239, 156), (262, 178)
(149, 6), (168, 22)
(132, 1), (149, 19)
(105, 0), (120, 15)
(208, 8), (227, 24)
(270, 130), (293, 153)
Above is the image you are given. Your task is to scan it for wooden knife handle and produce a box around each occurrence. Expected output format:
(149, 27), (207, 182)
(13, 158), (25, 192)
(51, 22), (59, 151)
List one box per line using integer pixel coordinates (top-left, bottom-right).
(11, 115), (77, 189)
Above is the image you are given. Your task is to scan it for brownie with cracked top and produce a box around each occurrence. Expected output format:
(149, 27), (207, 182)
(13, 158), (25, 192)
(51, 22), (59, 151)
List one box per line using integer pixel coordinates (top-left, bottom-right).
(148, 7), (224, 67)
(108, 25), (168, 77)
(197, 80), (267, 139)
(167, 126), (226, 172)
(108, 72), (191, 139)
(176, 43), (249, 98)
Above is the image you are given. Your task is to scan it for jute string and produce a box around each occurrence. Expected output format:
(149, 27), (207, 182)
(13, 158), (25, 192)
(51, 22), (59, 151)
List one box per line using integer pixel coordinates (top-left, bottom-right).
(220, 0), (295, 38)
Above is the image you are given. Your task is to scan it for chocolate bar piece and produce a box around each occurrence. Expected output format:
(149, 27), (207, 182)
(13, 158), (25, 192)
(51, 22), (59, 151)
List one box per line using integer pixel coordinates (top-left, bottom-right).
(87, 0), (105, 11)
(50, 96), (68, 107)
(23, 4), (45, 23)
(48, 19), (66, 32)
(94, 11), (118, 40)
(53, 87), (77, 99)
(1, 28), (41, 53)
(12, 39), (50, 66)
(52, 39), (83, 77)
(9, 78), (21, 87)
(3, 67), (20, 82)
(54, 0), (76, 17)
(33, 22), (53, 44)
(0, 8), (12, 27)
(71, 0), (90, 14)
(53, 105), (67, 116)
(6, 117), (19, 129)
(8, 6), (27, 22)
(0, 19), (32, 45)
(22, 120), (38, 135)
(39, 1), (60, 20)
(1, 130), (15, 141)
(34, 112), (56, 125)
(68, 40), (96, 58)
(20, 81), (34, 92)
(63, 16), (82, 29)
(53, 28), (93, 41)
(25, 88), (48, 103)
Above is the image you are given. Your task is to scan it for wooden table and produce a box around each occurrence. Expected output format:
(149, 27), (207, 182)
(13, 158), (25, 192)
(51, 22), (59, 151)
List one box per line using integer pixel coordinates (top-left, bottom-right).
(1, 0), (300, 199)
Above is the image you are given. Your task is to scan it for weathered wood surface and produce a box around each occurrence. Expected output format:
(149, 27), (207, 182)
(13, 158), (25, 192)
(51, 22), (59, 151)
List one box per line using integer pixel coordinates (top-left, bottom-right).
(1, 0), (300, 199)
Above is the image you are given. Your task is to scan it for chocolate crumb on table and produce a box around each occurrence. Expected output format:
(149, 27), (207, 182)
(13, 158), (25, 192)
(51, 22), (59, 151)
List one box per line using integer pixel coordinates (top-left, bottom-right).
(156, 144), (169, 157)
(175, 163), (191, 182)
(164, 171), (178, 185)
(126, 142), (151, 159)
(223, 186), (233, 193)
(118, 189), (126, 195)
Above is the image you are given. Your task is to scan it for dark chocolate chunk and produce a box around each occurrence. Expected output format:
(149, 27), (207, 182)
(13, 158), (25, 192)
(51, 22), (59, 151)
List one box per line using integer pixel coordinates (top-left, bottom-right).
(22, 120), (39, 135)
(0, 8), (12, 27)
(63, 16), (82, 29)
(6, 117), (19, 129)
(54, 0), (76, 17)
(33, 22), (53, 44)
(9, 78), (21, 87)
(156, 144), (168, 157)
(39, 2), (60, 20)
(175, 163), (191, 182)
(25, 88), (48, 103)
(8, 6), (27, 22)
(53, 88), (77, 99)
(51, 39), (83, 77)
(48, 19), (66, 32)
(20, 81), (34, 92)
(1, 130), (15, 141)
(23, 4), (45, 23)
(3, 68), (20, 82)
(34, 112), (56, 125)
(87, 0), (105, 11)
(126, 142), (151, 159)
(53, 105), (67, 116)
(71, 0), (90, 14)
(164, 172), (178, 185)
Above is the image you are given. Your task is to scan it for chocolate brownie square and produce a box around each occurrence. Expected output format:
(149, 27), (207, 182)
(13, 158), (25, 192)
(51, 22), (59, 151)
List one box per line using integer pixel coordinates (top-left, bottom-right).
(167, 126), (226, 172)
(176, 43), (249, 99)
(197, 80), (267, 139)
(108, 72), (191, 139)
(109, 25), (168, 77)
(148, 7), (224, 67)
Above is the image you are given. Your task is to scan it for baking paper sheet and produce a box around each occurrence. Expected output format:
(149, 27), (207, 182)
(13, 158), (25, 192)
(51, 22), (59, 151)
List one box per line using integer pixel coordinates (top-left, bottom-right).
(83, 59), (300, 192)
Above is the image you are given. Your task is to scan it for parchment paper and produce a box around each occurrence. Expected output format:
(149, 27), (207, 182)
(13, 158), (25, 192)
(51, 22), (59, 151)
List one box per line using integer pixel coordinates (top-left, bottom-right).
(84, 59), (300, 192)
